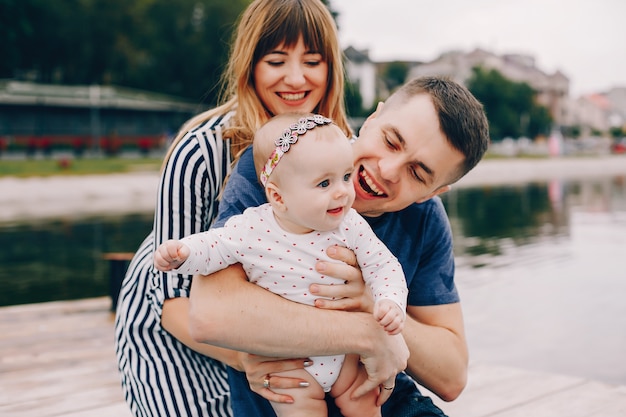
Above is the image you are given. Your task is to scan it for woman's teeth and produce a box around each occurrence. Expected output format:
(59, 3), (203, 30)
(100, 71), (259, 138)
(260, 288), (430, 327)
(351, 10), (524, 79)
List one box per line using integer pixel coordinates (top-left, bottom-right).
(279, 92), (306, 101)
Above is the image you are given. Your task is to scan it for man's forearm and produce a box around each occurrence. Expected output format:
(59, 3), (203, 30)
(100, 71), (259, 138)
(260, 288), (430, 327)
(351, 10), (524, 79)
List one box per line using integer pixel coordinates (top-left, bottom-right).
(403, 303), (469, 401)
(188, 264), (381, 358)
(161, 297), (242, 370)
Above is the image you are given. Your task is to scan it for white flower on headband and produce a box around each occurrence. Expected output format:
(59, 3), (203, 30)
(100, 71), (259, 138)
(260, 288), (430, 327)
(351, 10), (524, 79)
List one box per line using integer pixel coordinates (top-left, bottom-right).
(260, 114), (333, 186)
(311, 114), (331, 125)
(291, 118), (316, 134)
(275, 129), (298, 152)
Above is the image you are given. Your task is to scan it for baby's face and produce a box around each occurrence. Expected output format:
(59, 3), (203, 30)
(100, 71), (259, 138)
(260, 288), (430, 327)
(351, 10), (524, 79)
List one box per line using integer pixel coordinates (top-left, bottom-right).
(274, 127), (355, 233)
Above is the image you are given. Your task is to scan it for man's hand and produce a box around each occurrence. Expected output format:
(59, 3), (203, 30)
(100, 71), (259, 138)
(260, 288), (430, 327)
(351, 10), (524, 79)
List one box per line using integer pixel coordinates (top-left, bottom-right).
(311, 245), (374, 313)
(352, 332), (408, 399)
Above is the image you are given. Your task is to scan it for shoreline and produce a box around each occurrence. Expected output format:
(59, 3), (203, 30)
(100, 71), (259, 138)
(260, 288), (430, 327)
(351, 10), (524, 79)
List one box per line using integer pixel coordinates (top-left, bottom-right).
(2, 155), (626, 223)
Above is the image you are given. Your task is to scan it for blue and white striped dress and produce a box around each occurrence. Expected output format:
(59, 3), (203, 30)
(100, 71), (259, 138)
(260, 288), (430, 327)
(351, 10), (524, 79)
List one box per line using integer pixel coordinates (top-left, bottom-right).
(115, 111), (235, 416)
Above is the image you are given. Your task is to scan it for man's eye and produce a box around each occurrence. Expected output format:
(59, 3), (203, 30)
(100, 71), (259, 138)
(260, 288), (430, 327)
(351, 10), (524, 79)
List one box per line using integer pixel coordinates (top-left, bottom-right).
(318, 179), (330, 188)
(411, 168), (424, 183)
(385, 136), (398, 150)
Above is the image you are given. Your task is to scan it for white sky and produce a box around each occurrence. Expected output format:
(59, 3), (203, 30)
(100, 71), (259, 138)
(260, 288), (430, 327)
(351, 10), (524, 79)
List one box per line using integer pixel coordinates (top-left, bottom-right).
(330, 0), (626, 97)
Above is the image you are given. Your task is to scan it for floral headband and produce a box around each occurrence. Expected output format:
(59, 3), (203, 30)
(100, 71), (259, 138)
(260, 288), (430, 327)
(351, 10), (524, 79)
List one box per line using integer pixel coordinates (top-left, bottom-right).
(259, 114), (333, 186)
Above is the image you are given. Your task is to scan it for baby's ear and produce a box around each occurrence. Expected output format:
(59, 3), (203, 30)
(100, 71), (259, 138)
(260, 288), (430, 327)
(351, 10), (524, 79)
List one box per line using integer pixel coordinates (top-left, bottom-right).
(265, 182), (286, 211)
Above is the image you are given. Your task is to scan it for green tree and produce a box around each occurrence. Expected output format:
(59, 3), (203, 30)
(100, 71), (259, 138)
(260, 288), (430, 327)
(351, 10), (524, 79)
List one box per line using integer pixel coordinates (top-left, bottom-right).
(0, 0), (248, 104)
(0, 0), (342, 105)
(467, 66), (552, 140)
(382, 61), (409, 91)
(345, 80), (364, 117)
(609, 126), (624, 139)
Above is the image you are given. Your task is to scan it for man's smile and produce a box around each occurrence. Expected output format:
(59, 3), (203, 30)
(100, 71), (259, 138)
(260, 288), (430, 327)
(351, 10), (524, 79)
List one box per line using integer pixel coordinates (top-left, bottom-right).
(358, 166), (387, 197)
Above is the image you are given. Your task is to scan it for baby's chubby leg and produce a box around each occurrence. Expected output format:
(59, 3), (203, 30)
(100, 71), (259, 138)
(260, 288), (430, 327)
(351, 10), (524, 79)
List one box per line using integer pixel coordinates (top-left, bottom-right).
(269, 368), (327, 417)
(330, 354), (381, 417)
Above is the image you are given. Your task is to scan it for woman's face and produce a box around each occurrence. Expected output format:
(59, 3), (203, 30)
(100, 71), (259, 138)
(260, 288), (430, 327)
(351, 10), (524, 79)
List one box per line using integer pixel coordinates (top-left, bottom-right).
(254, 36), (328, 116)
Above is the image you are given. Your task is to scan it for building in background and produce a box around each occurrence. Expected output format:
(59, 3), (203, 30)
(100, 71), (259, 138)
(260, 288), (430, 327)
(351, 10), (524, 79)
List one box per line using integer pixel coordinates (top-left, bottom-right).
(344, 47), (624, 138)
(406, 48), (569, 126)
(343, 46), (378, 110)
(0, 80), (199, 156)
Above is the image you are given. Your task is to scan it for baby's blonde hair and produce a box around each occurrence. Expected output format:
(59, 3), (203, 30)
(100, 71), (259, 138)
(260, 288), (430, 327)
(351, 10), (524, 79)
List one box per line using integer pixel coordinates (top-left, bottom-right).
(253, 113), (343, 186)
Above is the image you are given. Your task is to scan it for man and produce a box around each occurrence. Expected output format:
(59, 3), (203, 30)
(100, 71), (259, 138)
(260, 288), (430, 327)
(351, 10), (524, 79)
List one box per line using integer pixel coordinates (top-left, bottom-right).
(189, 76), (490, 416)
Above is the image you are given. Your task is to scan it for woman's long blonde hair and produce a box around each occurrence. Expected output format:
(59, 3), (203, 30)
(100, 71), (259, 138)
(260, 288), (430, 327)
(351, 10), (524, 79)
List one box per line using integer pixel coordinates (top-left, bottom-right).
(162, 0), (351, 169)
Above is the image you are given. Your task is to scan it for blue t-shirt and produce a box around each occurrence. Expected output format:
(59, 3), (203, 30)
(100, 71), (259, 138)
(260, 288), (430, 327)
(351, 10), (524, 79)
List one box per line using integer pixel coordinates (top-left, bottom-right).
(213, 147), (458, 416)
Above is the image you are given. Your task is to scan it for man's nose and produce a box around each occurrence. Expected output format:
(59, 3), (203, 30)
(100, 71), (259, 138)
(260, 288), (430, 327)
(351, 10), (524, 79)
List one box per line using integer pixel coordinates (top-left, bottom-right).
(379, 157), (401, 183)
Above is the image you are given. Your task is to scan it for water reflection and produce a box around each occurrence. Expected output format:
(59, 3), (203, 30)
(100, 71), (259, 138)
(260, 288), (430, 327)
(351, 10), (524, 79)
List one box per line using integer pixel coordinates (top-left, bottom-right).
(0, 213), (152, 306)
(1, 175), (625, 385)
(441, 175), (626, 386)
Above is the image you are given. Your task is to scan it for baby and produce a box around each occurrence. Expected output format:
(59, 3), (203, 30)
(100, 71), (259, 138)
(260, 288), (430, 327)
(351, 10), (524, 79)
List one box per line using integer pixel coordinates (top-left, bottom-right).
(155, 113), (407, 417)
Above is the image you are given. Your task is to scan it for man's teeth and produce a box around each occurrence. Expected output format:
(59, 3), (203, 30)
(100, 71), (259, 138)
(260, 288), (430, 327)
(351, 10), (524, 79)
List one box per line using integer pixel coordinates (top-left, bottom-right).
(361, 169), (384, 196)
(279, 92), (306, 101)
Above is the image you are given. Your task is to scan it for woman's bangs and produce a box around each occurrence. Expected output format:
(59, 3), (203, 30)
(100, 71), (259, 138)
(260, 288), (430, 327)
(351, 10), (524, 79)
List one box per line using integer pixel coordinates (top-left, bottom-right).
(254, 8), (327, 61)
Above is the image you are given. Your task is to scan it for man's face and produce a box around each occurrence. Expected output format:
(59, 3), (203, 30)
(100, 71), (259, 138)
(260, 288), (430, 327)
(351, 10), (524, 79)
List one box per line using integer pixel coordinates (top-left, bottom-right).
(351, 93), (465, 217)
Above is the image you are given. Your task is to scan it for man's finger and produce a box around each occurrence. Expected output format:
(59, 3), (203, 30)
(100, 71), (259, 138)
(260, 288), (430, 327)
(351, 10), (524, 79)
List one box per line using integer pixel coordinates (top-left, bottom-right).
(314, 297), (360, 311)
(326, 245), (358, 266)
(377, 387), (393, 406)
(351, 378), (379, 400)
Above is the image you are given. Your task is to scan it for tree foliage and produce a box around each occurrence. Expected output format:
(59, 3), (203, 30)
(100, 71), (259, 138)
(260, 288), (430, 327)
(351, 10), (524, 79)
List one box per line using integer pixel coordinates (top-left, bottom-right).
(0, 0), (249, 104)
(467, 66), (552, 140)
(381, 61), (409, 92)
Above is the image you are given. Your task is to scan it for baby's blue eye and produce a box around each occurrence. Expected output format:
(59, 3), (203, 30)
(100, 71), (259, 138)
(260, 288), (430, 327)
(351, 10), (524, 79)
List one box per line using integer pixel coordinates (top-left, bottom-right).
(343, 173), (352, 182)
(318, 179), (330, 188)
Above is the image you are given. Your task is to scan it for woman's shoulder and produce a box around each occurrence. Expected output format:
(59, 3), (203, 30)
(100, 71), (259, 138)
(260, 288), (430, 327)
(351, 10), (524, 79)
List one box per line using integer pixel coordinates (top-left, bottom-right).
(186, 109), (237, 139)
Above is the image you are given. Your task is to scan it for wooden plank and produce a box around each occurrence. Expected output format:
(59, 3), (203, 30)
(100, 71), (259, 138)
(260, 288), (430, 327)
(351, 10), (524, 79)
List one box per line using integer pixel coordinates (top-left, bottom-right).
(62, 403), (133, 417)
(428, 363), (626, 417)
(0, 385), (130, 417)
(488, 380), (626, 417)
(2, 297), (626, 417)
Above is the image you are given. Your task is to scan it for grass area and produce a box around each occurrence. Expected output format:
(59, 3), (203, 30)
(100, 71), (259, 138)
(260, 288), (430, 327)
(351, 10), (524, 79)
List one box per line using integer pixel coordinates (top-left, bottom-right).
(0, 157), (162, 178)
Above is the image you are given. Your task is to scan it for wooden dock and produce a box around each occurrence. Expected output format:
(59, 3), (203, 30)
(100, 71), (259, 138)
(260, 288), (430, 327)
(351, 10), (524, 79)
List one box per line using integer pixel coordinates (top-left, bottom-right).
(1, 297), (625, 417)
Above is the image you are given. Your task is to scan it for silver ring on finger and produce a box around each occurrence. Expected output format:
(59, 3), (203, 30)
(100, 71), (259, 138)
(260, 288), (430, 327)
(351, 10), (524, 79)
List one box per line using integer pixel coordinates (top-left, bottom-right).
(382, 385), (394, 391)
(263, 374), (271, 389)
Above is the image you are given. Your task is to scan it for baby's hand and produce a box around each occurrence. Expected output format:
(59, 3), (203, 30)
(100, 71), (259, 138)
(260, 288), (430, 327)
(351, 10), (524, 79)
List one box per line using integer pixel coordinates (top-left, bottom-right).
(154, 240), (190, 271)
(373, 299), (405, 335)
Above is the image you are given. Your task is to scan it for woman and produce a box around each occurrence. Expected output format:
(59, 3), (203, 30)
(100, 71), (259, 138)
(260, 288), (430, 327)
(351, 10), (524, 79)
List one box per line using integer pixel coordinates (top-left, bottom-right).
(114, 1), (351, 416)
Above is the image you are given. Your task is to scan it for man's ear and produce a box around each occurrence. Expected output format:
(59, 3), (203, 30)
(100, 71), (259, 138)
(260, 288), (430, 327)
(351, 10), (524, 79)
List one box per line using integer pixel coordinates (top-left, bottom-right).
(265, 182), (287, 212)
(415, 185), (451, 204)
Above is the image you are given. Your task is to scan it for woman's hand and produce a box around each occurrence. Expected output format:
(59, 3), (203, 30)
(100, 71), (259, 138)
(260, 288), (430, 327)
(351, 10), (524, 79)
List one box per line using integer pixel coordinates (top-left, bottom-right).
(311, 245), (374, 313)
(239, 352), (312, 404)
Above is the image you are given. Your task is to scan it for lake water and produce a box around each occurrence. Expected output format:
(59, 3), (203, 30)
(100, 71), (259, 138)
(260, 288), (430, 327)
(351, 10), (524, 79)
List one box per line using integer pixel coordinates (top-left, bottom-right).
(442, 176), (626, 386)
(1, 175), (624, 386)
